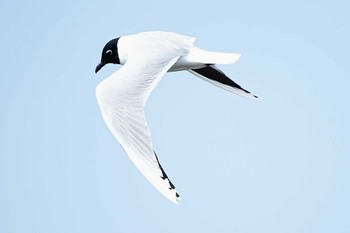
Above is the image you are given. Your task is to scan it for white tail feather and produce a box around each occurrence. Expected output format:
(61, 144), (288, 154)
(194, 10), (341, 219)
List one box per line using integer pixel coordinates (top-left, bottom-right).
(186, 47), (241, 64)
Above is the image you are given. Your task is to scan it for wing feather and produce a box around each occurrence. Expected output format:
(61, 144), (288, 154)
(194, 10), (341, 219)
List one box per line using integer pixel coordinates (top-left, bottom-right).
(96, 32), (194, 204)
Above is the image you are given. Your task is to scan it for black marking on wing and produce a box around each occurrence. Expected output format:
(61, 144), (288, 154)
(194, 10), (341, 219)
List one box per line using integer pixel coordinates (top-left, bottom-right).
(154, 152), (179, 198)
(191, 65), (258, 98)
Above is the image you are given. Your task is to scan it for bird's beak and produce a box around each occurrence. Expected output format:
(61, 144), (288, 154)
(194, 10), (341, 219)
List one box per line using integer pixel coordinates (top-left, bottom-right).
(95, 62), (105, 73)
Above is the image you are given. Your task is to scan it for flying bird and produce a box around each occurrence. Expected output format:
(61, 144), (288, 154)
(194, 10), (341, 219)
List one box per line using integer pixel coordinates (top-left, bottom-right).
(95, 31), (257, 204)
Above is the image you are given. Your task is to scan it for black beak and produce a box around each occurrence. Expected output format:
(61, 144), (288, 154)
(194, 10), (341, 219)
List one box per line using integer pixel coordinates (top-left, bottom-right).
(95, 62), (105, 73)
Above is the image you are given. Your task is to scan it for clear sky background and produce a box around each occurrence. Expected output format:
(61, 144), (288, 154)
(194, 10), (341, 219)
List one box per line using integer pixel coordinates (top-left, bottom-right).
(1, 1), (349, 232)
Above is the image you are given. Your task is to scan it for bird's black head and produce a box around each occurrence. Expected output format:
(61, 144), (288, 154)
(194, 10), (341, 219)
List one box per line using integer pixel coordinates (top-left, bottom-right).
(95, 38), (120, 73)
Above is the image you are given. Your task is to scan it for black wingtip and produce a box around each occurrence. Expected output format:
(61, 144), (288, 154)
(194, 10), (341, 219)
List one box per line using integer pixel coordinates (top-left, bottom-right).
(191, 66), (258, 99)
(154, 152), (177, 190)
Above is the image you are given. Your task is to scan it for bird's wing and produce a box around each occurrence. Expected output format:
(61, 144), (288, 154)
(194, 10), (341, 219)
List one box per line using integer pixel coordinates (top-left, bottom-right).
(96, 33), (194, 204)
(189, 65), (258, 99)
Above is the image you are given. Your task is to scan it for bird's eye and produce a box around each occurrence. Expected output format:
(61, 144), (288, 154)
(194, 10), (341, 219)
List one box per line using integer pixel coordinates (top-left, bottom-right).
(106, 50), (112, 55)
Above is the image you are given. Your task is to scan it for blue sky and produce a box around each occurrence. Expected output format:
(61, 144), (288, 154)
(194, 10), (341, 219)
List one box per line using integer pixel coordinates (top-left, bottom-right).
(1, 0), (349, 232)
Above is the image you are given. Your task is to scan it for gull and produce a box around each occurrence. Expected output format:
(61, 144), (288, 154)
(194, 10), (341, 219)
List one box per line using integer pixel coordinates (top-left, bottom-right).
(95, 31), (257, 204)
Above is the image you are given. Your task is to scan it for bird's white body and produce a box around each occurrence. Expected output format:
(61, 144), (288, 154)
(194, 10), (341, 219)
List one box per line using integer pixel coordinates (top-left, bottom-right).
(117, 33), (241, 71)
(95, 31), (256, 204)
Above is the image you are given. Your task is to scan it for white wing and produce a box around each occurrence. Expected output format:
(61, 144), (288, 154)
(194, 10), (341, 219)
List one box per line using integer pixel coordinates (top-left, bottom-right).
(96, 32), (195, 204)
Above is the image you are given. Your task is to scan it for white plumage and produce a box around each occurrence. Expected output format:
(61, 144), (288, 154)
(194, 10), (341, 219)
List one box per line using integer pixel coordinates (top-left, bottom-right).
(95, 31), (257, 204)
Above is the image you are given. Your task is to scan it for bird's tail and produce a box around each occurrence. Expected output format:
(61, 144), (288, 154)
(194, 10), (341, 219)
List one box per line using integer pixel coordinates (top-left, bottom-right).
(187, 47), (241, 65)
